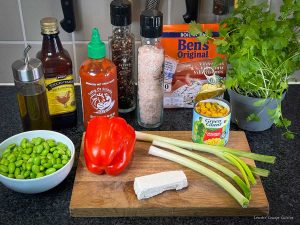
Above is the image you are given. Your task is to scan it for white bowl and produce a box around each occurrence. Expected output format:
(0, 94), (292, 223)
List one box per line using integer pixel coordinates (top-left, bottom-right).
(0, 130), (75, 194)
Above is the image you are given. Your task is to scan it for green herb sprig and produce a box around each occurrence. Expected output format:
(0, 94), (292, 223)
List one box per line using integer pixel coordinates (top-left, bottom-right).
(189, 0), (300, 139)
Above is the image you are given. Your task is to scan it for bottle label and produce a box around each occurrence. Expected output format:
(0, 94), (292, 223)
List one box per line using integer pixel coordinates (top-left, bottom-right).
(89, 87), (115, 115)
(81, 77), (118, 126)
(45, 74), (76, 116)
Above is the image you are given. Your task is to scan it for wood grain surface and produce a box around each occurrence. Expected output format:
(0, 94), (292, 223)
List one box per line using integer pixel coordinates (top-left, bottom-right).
(69, 131), (269, 217)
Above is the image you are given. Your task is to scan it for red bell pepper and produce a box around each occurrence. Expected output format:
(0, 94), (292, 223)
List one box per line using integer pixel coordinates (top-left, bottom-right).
(84, 116), (136, 176)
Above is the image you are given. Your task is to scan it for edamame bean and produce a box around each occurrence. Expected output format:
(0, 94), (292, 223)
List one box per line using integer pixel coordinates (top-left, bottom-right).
(43, 142), (50, 151)
(0, 165), (8, 173)
(62, 159), (68, 165)
(53, 151), (59, 159)
(57, 149), (65, 155)
(27, 158), (33, 163)
(8, 174), (14, 178)
(26, 162), (32, 171)
(22, 154), (30, 161)
(21, 139), (28, 149)
(47, 153), (53, 160)
(43, 162), (52, 169)
(36, 172), (44, 178)
(50, 158), (56, 165)
(33, 156), (41, 166)
(61, 155), (69, 160)
(41, 149), (49, 156)
(32, 165), (40, 174)
(7, 154), (16, 163)
(39, 166), (45, 171)
(1, 158), (9, 166)
(41, 158), (47, 165)
(16, 174), (25, 179)
(8, 143), (16, 150)
(66, 150), (71, 157)
(22, 162), (26, 170)
(14, 168), (20, 177)
(25, 148), (32, 155)
(26, 143), (34, 148)
(56, 158), (62, 164)
(36, 145), (43, 154)
(47, 139), (55, 147)
(45, 168), (56, 175)
(0, 171), (8, 176)
(53, 164), (63, 169)
(24, 171), (30, 178)
(49, 147), (57, 153)
(30, 172), (36, 179)
(15, 160), (23, 167)
(8, 162), (15, 174)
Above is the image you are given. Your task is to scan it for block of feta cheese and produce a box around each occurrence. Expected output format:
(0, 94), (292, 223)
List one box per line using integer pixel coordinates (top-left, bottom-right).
(134, 170), (188, 200)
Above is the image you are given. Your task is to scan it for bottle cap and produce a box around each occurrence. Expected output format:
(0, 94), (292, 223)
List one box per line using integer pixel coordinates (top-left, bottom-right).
(140, 9), (163, 38)
(110, 0), (132, 26)
(40, 17), (59, 34)
(11, 45), (44, 82)
(88, 28), (106, 59)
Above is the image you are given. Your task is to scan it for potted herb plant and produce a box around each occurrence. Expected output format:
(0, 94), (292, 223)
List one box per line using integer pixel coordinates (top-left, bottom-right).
(189, 0), (300, 139)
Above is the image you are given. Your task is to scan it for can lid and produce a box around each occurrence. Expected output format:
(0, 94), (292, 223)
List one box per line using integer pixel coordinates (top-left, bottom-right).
(40, 17), (59, 34)
(11, 45), (44, 82)
(140, 9), (163, 38)
(110, 0), (132, 26)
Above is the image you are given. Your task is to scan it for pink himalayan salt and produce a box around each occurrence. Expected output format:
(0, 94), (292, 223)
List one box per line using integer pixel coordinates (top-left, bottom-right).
(138, 45), (164, 126)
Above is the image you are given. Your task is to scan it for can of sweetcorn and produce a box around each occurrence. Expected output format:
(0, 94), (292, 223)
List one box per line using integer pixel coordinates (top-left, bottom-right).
(192, 98), (231, 146)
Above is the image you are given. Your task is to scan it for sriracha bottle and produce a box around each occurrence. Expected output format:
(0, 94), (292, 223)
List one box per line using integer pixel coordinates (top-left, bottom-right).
(79, 28), (118, 129)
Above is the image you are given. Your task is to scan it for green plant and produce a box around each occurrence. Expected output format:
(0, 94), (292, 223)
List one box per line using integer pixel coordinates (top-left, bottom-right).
(189, 0), (300, 139)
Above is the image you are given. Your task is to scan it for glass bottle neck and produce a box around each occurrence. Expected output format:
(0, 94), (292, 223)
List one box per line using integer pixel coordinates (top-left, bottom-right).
(41, 33), (63, 53)
(141, 37), (161, 46)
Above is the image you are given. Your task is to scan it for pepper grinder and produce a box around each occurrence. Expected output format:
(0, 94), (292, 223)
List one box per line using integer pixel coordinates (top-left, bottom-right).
(12, 45), (52, 131)
(109, 0), (136, 113)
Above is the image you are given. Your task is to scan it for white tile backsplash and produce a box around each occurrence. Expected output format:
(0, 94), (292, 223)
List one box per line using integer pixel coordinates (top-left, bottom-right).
(21, 0), (72, 41)
(0, 0), (298, 84)
(74, 0), (111, 41)
(0, 44), (24, 83)
(0, 0), (23, 41)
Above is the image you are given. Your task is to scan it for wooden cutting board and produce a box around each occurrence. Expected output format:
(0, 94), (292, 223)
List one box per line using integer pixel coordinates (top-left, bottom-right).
(69, 131), (269, 217)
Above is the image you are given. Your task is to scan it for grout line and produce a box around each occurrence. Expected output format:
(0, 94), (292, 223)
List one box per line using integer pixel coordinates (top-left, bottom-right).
(27, 41), (73, 45)
(0, 83), (14, 86)
(167, 0), (171, 24)
(0, 41), (73, 45)
(17, 0), (27, 47)
(1, 82), (300, 86)
(0, 41), (25, 44)
(71, 32), (79, 82)
(74, 41), (141, 44)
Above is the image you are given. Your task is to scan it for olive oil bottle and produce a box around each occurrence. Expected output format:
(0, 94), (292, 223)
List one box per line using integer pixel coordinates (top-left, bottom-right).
(12, 45), (52, 131)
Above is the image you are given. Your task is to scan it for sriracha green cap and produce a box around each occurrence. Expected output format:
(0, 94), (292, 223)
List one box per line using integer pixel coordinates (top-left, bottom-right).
(87, 28), (106, 59)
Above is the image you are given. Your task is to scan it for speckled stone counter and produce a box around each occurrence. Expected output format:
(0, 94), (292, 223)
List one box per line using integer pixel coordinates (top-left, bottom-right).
(0, 85), (299, 225)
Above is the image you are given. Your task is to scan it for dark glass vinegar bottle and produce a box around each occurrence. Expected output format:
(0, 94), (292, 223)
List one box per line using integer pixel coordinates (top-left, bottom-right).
(37, 17), (77, 129)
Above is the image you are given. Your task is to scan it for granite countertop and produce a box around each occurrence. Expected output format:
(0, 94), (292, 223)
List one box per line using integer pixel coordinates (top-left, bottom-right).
(0, 85), (299, 225)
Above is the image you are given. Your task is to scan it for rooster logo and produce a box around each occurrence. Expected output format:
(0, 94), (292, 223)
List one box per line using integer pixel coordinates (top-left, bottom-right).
(56, 91), (71, 107)
(91, 93), (113, 112)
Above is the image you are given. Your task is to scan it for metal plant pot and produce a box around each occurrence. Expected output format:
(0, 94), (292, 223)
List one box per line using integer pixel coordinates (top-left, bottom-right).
(228, 89), (285, 132)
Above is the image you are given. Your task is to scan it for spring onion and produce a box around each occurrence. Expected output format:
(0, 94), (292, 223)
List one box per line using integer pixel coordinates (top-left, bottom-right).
(136, 131), (276, 164)
(214, 151), (270, 178)
(153, 140), (251, 199)
(248, 166), (270, 177)
(149, 146), (249, 208)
